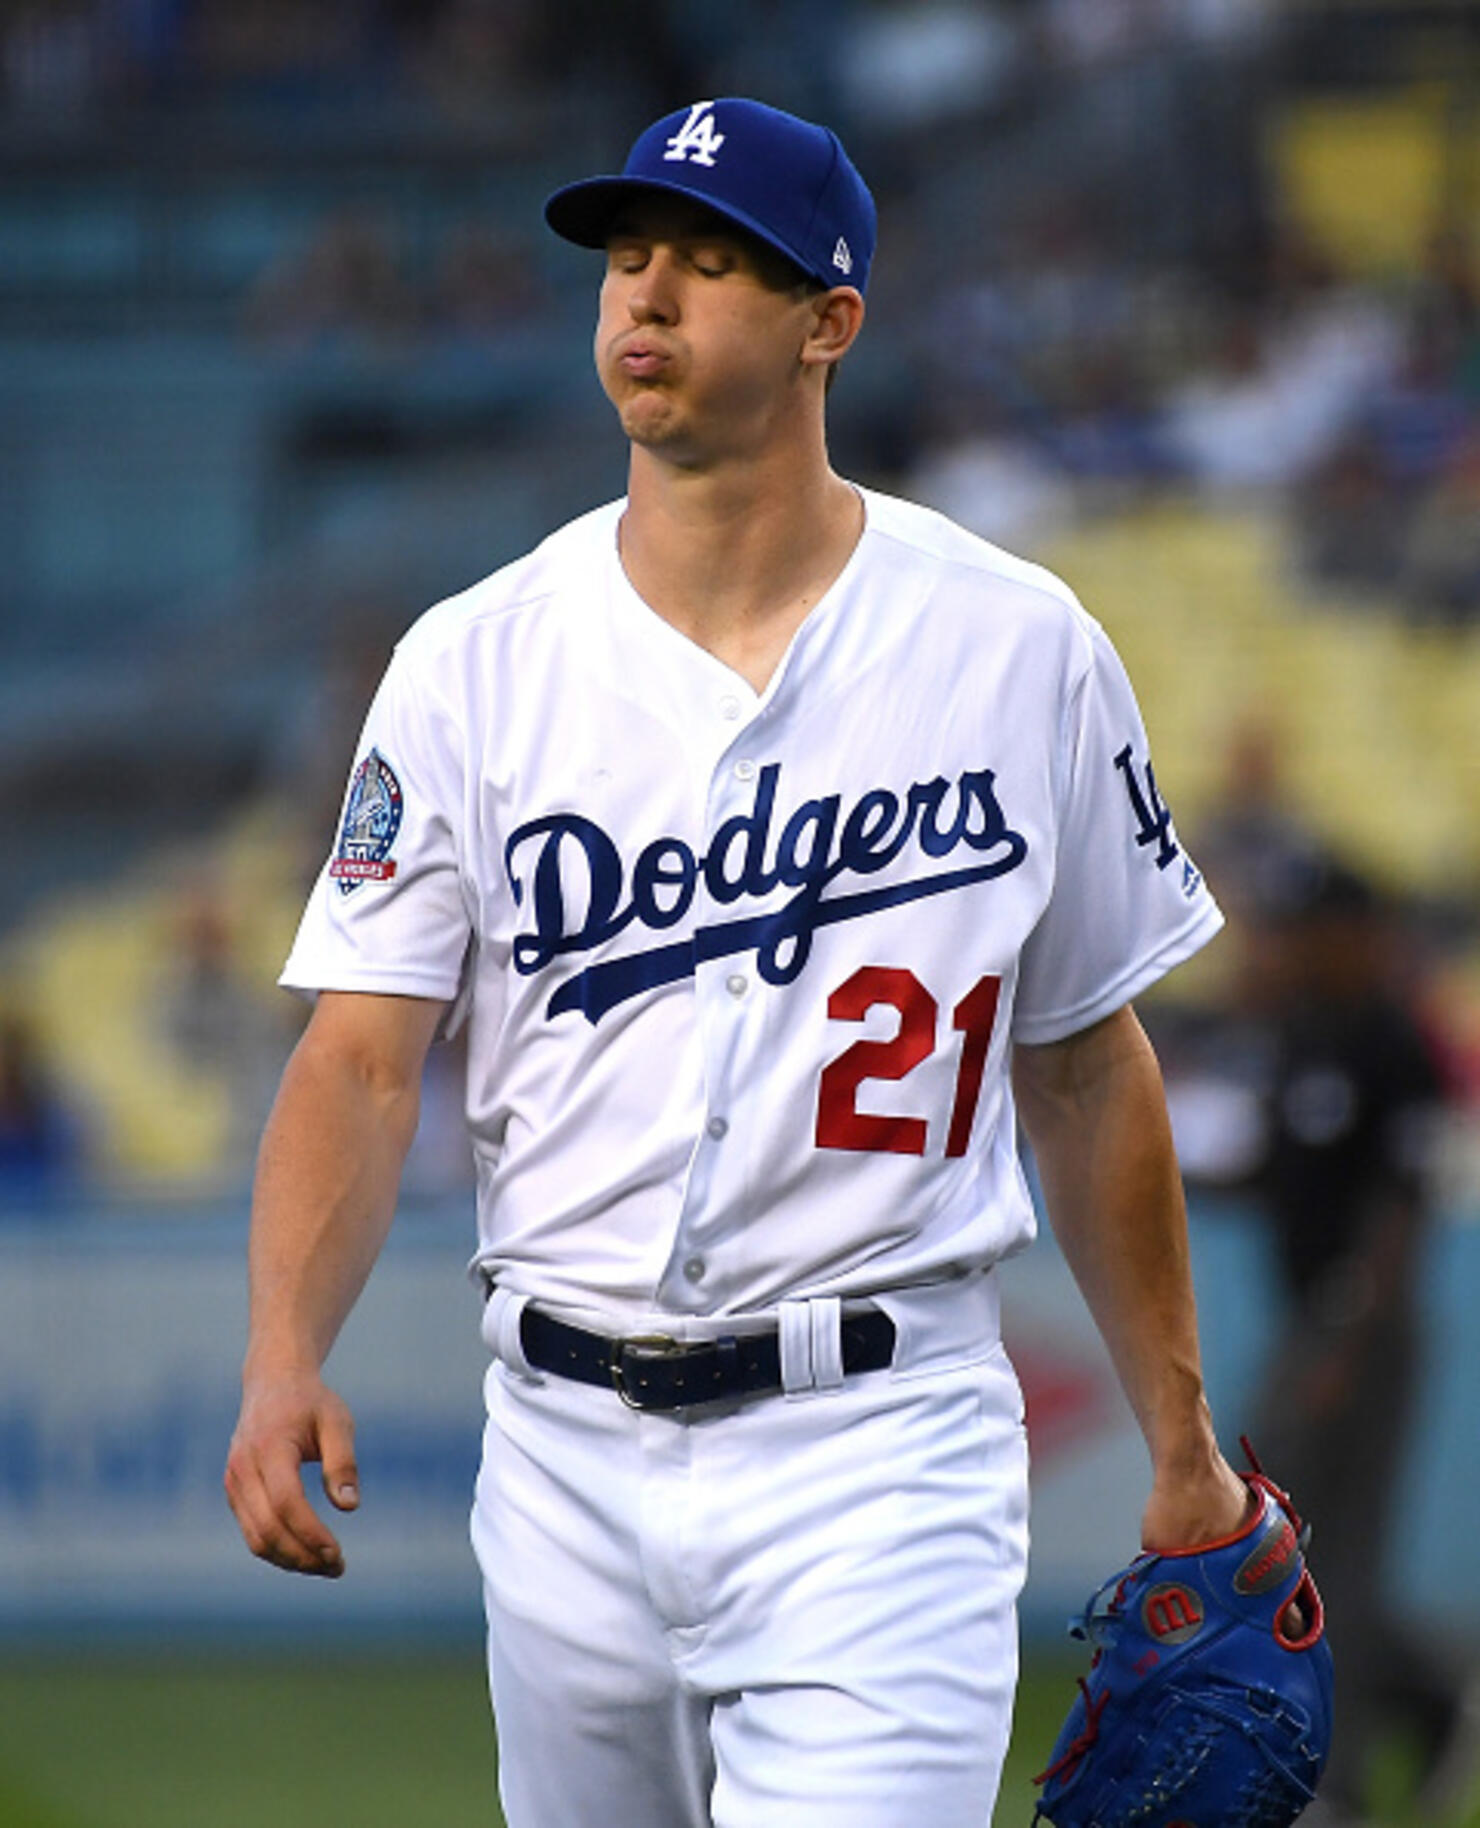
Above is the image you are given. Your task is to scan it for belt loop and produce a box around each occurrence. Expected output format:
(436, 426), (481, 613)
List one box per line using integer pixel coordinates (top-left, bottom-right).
(810, 1297), (844, 1390)
(779, 1300), (814, 1394)
(481, 1286), (543, 1384)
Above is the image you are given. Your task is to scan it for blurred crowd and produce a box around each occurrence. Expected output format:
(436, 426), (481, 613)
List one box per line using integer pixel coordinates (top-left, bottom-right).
(12, 0), (1452, 619)
(905, 174), (1480, 626)
(9, 1), (1473, 622)
(243, 209), (552, 353)
(1, 0), (1271, 128)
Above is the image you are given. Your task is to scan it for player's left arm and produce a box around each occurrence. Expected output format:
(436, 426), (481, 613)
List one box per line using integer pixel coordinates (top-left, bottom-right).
(1013, 1002), (1250, 1551)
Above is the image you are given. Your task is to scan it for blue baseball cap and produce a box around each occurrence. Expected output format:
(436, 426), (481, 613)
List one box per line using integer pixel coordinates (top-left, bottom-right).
(545, 97), (876, 295)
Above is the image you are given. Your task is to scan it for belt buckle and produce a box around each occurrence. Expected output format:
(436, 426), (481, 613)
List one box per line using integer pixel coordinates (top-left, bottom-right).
(611, 1333), (688, 1410)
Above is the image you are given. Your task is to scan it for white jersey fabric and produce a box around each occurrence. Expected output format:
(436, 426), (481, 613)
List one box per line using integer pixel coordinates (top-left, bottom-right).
(282, 487), (1221, 1324)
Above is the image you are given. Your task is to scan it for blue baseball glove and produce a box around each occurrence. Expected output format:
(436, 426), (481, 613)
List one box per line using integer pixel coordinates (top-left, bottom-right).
(1032, 1443), (1334, 1828)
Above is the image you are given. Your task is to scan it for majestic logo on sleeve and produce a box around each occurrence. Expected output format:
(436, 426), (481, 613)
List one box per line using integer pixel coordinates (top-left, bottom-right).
(329, 749), (403, 894)
(505, 762), (1027, 1024)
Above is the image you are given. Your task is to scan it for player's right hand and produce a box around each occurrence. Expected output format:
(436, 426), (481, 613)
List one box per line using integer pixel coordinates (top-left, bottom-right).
(224, 1370), (360, 1577)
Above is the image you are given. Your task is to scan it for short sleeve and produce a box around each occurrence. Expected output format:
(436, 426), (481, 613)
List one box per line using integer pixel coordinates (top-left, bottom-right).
(1012, 620), (1223, 1044)
(280, 642), (472, 1005)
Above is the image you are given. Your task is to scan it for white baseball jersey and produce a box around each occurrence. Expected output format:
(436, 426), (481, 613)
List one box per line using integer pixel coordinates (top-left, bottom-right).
(282, 487), (1221, 1324)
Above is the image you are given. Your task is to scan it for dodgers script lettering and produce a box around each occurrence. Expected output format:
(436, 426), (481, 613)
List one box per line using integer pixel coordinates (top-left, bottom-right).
(504, 763), (1028, 1024)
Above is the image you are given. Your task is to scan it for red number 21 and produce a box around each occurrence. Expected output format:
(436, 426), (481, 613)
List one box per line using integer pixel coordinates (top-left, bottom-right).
(815, 966), (1002, 1157)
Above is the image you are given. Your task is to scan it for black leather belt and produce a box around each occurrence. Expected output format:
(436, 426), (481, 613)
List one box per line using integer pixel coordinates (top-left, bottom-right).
(519, 1305), (896, 1411)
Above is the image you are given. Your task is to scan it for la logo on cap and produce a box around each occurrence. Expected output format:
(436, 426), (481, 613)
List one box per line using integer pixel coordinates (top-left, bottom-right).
(663, 101), (725, 168)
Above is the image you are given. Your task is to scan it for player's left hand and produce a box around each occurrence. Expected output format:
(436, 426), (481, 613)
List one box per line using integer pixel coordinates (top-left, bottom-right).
(1141, 1444), (1310, 1641)
(1140, 1446), (1250, 1553)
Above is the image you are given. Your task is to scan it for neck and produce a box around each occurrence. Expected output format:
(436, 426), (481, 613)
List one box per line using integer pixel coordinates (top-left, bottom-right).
(619, 437), (863, 692)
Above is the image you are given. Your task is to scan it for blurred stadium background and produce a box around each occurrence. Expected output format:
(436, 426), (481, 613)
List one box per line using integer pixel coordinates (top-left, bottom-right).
(1, 0), (1478, 1823)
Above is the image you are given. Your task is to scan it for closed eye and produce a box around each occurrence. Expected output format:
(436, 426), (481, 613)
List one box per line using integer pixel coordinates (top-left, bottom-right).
(604, 237), (738, 280)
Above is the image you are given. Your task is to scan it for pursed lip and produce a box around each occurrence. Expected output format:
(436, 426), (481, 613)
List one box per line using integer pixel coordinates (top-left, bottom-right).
(613, 334), (676, 379)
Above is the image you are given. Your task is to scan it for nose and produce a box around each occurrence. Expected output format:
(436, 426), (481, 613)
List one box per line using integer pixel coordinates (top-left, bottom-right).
(626, 247), (679, 324)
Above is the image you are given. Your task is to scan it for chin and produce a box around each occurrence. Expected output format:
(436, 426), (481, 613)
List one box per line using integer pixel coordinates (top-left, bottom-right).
(620, 395), (685, 448)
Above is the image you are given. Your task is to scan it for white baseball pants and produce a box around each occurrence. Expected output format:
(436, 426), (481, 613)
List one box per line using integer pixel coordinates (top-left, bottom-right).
(470, 1276), (1029, 1828)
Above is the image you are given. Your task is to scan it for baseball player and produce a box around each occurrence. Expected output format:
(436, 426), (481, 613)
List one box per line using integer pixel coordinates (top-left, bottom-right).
(226, 98), (1251, 1827)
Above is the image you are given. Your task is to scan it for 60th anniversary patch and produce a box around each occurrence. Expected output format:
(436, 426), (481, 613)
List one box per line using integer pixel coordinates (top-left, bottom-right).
(330, 749), (404, 893)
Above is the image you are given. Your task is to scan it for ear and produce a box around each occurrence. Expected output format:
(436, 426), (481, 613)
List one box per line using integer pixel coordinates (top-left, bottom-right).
(800, 287), (865, 377)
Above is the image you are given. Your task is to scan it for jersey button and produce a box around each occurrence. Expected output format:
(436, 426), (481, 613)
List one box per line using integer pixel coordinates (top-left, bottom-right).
(725, 973), (748, 997)
(683, 1256), (707, 1284)
(706, 1116), (729, 1139)
(733, 758), (757, 781)
(719, 694), (742, 721)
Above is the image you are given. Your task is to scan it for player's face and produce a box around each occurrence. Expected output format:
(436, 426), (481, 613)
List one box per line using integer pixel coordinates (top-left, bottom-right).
(595, 197), (824, 464)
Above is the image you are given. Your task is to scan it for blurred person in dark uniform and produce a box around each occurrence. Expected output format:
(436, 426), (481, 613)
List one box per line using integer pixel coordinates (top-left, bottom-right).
(1193, 717), (1322, 928)
(0, 1007), (83, 1207)
(1244, 854), (1476, 1826)
(1402, 432), (1480, 627)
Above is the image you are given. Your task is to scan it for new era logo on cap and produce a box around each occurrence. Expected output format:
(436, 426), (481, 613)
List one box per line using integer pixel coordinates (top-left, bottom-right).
(545, 97), (877, 295)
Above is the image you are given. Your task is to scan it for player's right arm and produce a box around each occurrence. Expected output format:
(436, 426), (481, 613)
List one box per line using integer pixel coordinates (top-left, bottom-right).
(225, 989), (444, 1576)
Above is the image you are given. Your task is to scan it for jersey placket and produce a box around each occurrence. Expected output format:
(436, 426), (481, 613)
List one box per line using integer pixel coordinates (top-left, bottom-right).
(638, 538), (895, 1315)
(601, 535), (799, 1316)
(655, 673), (773, 1313)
